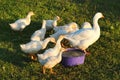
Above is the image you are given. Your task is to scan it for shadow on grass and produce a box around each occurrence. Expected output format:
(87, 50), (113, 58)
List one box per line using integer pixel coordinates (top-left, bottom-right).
(0, 19), (44, 68)
(0, 18), (56, 69)
(0, 48), (30, 67)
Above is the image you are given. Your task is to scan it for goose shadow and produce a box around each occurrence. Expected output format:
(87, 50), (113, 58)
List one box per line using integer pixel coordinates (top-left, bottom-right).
(0, 19), (44, 68)
(0, 48), (31, 68)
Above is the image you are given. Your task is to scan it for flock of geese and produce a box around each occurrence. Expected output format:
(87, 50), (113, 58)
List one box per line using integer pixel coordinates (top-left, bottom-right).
(9, 11), (104, 74)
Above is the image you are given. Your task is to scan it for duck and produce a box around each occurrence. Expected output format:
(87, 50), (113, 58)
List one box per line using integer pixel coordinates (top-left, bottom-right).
(9, 11), (35, 31)
(37, 35), (64, 61)
(31, 20), (46, 41)
(45, 16), (60, 30)
(20, 37), (55, 60)
(50, 22), (79, 42)
(64, 12), (104, 54)
(37, 48), (66, 74)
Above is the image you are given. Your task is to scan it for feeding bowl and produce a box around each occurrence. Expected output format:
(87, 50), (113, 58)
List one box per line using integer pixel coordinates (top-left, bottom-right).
(61, 48), (85, 67)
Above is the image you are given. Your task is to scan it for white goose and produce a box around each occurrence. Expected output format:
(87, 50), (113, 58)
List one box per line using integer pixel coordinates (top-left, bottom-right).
(31, 20), (46, 41)
(37, 48), (66, 74)
(53, 22), (79, 32)
(37, 35), (64, 60)
(9, 11), (35, 31)
(45, 16), (60, 30)
(64, 12), (104, 54)
(50, 22), (79, 42)
(20, 37), (55, 60)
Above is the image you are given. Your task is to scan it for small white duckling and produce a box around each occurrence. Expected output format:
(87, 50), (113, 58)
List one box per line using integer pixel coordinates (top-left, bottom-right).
(20, 37), (55, 60)
(9, 11), (35, 31)
(31, 20), (46, 41)
(37, 48), (66, 74)
(45, 16), (60, 30)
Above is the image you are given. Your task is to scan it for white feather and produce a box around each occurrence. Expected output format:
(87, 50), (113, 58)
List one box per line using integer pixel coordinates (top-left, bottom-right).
(64, 12), (104, 52)
(9, 11), (34, 31)
(31, 20), (46, 41)
(45, 16), (60, 30)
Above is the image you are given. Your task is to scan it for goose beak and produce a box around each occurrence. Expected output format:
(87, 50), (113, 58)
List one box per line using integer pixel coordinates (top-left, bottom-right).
(33, 12), (35, 15)
(102, 15), (104, 18)
(56, 16), (60, 20)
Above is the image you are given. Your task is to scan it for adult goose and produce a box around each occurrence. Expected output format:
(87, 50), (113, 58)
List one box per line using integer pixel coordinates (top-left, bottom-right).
(45, 16), (60, 30)
(20, 37), (55, 60)
(64, 12), (104, 54)
(31, 20), (46, 41)
(37, 48), (66, 74)
(9, 11), (34, 31)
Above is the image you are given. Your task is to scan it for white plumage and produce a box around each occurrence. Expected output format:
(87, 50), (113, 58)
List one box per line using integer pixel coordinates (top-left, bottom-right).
(20, 37), (54, 54)
(9, 11), (35, 31)
(45, 16), (60, 30)
(81, 22), (92, 29)
(37, 48), (66, 74)
(20, 37), (55, 60)
(37, 35), (64, 60)
(50, 22), (79, 42)
(64, 12), (104, 54)
(53, 22), (79, 32)
(30, 20), (46, 41)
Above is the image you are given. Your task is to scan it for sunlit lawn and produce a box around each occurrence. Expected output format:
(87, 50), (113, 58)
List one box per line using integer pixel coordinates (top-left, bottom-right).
(0, 0), (120, 79)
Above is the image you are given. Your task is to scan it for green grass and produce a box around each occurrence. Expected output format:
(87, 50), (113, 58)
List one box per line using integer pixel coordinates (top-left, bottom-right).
(0, 0), (120, 79)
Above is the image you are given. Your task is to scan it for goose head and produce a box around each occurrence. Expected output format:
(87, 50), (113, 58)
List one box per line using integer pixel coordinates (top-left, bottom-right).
(93, 12), (104, 29)
(20, 44), (25, 50)
(49, 37), (56, 43)
(67, 22), (79, 32)
(93, 12), (104, 20)
(58, 35), (65, 40)
(54, 16), (60, 21)
(28, 11), (35, 16)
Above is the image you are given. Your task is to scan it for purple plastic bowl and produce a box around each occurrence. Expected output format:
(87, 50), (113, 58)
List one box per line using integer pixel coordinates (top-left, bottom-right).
(61, 48), (85, 67)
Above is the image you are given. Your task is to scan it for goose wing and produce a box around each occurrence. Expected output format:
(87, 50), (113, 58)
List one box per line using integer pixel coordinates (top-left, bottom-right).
(68, 28), (94, 40)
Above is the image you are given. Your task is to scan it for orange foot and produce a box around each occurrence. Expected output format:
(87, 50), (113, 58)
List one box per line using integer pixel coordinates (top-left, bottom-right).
(50, 68), (56, 75)
(28, 54), (37, 61)
(50, 71), (56, 75)
(85, 51), (90, 55)
(81, 50), (90, 55)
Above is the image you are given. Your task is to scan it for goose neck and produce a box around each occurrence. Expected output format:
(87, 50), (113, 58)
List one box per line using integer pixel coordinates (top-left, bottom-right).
(57, 51), (63, 62)
(93, 17), (99, 30)
(26, 14), (31, 18)
(42, 38), (50, 49)
(26, 15), (31, 23)
(42, 22), (46, 28)
(54, 40), (61, 50)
